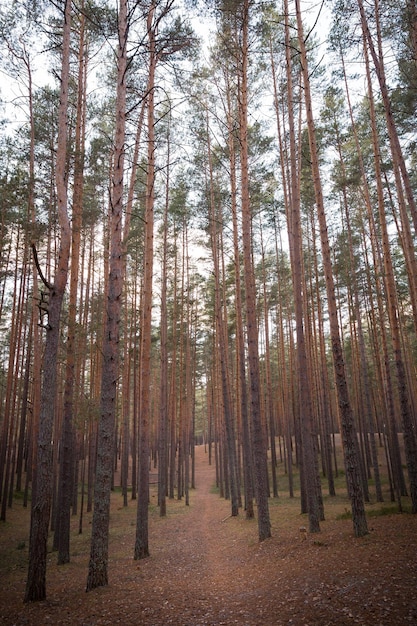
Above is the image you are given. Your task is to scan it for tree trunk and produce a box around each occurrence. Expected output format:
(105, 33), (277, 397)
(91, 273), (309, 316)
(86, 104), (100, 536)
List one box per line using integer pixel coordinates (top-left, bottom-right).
(134, 1), (156, 560)
(239, 0), (271, 542)
(169, 244), (178, 500)
(158, 116), (170, 517)
(259, 220), (278, 499)
(283, 0), (320, 533)
(25, 0), (72, 601)
(224, 77), (254, 518)
(206, 106), (239, 517)
(55, 6), (87, 563)
(295, 0), (368, 537)
(86, 0), (127, 591)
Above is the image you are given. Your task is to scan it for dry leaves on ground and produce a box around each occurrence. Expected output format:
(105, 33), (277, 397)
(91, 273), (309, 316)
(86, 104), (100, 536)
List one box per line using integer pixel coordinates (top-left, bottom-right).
(1, 446), (416, 625)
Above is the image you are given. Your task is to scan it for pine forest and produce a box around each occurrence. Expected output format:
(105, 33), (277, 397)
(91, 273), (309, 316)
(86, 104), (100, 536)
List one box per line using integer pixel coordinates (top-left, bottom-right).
(0, 0), (417, 623)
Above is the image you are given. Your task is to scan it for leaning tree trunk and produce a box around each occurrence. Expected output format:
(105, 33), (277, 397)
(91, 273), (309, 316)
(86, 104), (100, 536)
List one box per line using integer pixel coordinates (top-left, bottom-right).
(295, 0), (368, 537)
(357, 0), (417, 237)
(360, 13), (417, 513)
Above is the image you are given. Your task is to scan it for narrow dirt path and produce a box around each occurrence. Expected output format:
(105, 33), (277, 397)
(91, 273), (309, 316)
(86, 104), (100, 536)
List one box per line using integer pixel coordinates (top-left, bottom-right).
(95, 444), (271, 626)
(135, 444), (263, 626)
(2, 444), (417, 625)
(3, 445), (266, 626)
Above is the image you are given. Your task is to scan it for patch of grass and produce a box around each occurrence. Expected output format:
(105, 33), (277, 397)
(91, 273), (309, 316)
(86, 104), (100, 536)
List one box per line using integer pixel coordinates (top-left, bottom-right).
(366, 504), (410, 517)
(13, 490), (26, 501)
(0, 536), (29, 574)
(335, 502), (411, 521)
(336, 509), (352, 520)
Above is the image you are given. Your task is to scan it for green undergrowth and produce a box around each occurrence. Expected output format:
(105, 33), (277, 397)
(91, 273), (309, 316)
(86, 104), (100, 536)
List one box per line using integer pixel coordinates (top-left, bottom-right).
(336, 503), (412, 520)
(366, 503), (412, 516)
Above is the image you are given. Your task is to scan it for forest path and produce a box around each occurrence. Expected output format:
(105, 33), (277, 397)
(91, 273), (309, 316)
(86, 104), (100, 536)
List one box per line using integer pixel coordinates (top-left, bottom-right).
(1, 444), (417, 625)
(140, 444), (263, 625)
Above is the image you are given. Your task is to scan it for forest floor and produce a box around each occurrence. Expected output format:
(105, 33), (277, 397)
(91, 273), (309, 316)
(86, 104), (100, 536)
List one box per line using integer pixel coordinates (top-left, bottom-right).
(1, 444), (417, 625)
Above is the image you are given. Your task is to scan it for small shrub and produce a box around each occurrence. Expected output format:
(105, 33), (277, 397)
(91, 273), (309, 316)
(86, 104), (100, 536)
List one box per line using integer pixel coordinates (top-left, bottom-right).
(336, 508), (352, 520)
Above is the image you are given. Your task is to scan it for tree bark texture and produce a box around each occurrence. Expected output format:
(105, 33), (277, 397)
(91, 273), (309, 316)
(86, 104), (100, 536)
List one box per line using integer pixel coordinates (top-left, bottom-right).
(134, 0), (157, 560)
(25, 0), (72, 601)
(86, 0), (127, 591)
(239, 0), (271, 542)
